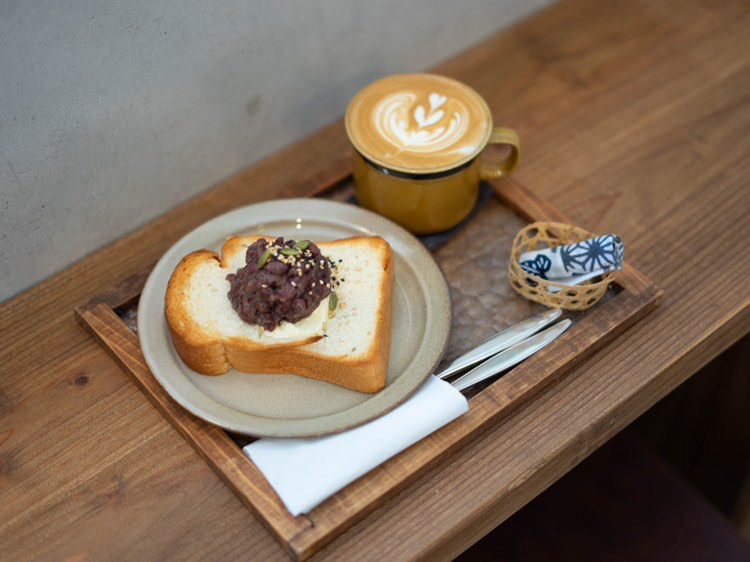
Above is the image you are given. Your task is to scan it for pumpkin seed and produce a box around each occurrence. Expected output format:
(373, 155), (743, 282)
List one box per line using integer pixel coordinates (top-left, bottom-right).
(257, 248), (271, 269)
(280, 247), (300, 256)
(328, 291), (338, 311)
(294, 239), (310, 250)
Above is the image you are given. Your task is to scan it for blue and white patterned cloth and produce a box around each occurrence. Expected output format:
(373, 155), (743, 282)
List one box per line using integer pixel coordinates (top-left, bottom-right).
(519, 234), (624, 286)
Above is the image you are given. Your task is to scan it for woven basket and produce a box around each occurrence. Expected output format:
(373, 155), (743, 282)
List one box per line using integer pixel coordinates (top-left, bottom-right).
(508, 221), (617, 310)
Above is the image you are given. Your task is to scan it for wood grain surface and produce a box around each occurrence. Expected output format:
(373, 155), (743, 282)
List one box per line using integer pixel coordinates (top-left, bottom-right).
(1, 0), (749, 559)
(459, 436), (750, 561)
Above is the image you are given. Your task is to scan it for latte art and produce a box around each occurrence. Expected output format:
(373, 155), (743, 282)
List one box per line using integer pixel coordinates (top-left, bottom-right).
(373, 91), (470, 155)
(346, 73), (492, 173)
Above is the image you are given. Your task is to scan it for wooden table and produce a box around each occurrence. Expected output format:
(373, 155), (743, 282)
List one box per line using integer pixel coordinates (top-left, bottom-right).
(2, 0), (749, 559)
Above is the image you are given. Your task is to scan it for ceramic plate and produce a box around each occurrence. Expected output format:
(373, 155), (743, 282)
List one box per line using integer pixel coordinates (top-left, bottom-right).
(138, 198), (451, 437)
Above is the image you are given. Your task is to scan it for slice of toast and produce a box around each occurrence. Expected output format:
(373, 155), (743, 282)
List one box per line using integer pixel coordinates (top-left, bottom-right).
(165, 235), (393, 393)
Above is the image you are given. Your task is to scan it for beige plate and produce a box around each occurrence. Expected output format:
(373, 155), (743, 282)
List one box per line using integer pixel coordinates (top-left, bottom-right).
(138, 198), (451, 438)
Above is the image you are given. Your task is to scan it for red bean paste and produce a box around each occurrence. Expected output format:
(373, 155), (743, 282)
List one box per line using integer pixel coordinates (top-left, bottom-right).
(226, 237), (332, 331)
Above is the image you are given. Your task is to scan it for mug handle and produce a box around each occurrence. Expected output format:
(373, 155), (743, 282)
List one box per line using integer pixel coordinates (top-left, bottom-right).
(479, 127), (521, 179)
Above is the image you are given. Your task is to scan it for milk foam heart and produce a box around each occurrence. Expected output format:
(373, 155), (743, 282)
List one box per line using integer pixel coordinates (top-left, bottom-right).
(374, 92), (466, 154)
(346, 74), (491, 173)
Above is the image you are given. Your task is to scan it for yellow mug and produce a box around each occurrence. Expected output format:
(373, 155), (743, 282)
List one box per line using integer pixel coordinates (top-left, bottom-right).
(346, 73), (520, 234)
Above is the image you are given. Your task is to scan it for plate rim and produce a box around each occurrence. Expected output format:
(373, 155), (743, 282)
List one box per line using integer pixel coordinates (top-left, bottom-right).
(137, 198), (451, 437)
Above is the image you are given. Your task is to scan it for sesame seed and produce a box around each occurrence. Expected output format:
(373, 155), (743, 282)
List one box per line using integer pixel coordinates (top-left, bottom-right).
(308, 291), (313, 295)
(326, 283), (330, 288)
(261, 284), (267, 288)
(319, 279), (323, 285)
(291, 281), (296, 287)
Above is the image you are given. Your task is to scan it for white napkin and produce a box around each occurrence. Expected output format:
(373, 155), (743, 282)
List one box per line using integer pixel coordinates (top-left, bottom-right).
(244, 376), (468, 516)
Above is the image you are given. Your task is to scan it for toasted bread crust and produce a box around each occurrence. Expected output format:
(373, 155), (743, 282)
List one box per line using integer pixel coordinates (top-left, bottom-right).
(164, 236), (393, 393)
(165, 250), (230, 375)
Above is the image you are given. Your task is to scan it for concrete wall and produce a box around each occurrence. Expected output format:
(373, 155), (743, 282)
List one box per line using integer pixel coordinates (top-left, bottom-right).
(0, 0), (550, 302)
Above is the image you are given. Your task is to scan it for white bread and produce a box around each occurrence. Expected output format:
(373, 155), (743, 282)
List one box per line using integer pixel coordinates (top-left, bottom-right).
(165, 235), (393, 393)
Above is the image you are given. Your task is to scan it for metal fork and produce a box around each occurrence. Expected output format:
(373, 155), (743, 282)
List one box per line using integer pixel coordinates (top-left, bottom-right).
(450, 319), (571, 391)
(436, 309), (562, 380)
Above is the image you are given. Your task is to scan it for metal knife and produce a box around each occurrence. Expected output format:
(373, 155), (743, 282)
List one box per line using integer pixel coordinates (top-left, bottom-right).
(450, 319), (572, 392)
(435, 308), (563, 380)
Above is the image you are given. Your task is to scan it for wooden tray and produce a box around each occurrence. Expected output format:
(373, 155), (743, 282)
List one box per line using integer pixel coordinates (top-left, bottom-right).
(75, 165), (661, 560)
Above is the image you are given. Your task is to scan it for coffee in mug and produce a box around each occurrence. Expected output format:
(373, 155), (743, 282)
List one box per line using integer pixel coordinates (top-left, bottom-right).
(346, 73), (520, 234)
